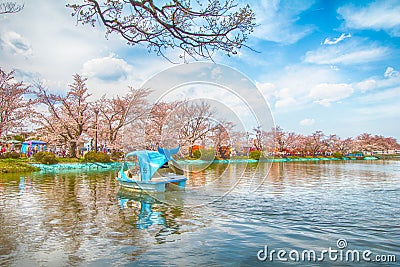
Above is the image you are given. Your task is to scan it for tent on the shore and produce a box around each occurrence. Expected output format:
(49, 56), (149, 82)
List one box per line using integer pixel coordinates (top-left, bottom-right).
(21, 140), (47, 154)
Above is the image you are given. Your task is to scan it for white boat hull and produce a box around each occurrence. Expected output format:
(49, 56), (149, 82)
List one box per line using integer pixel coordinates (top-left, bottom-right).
(116, 172), (187, 192)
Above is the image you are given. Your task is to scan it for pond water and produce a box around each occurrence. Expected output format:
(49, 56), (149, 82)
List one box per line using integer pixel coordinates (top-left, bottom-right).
(0, 160), (399, 266)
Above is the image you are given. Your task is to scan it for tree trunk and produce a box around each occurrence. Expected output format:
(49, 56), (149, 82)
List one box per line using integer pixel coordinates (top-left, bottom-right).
(189, 141), (194, 158)
(69, 141), (77, 158)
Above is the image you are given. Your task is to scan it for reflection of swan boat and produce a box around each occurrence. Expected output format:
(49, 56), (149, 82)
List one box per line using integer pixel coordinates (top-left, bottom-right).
(117, 191), (166, 229)
(116, 147), (187, 192)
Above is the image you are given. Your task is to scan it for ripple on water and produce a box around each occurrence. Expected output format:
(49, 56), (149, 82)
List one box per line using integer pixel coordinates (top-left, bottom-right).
(0, 161), (399, 266)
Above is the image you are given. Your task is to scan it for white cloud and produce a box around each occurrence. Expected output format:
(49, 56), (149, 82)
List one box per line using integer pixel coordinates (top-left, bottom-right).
(82, 55), (132, 82)
(384, 67), (400, 78)
(274, 87), (299, 109)
(330, 65), (340, 71)
(0, 0), (119, 92)
(300, 118), (315, 126)
(252, 0), (315, 44)
(258, 64), (343, 112)
(279, 65), (340, 91)
(357, 86), (400, 104)
(338, 0), (400, 37)
(210, 66), (223, 80)
(275, 97), (297, 108)
(256, 81), (276, 101)
(304, 42), (388, 65)
(356, 67), (400, 93)
(355, 86), (400, 122)
(356, 79), (377, 93)
(323, 33), (351, 45)
(0, 31), (32, 56)
(309, 83), (354, 106)
(356, 102), (400, 120)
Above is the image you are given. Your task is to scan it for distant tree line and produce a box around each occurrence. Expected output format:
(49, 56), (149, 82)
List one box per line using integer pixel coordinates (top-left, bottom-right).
(244, 127), (400, 157)
(1, 67), (399, 158)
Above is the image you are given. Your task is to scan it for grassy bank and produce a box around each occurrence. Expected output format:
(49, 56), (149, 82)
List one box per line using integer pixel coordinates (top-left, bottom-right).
(0, 154), (120, 174)
(0, 159), (40, 173)
(374, 154), (400, 159)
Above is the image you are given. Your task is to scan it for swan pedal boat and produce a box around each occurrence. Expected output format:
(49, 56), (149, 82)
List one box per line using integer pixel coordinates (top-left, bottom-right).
(116, 147), (187, 192)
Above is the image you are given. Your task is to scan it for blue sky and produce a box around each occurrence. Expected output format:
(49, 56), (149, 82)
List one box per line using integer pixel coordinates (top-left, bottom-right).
(0, 0), (399, 140)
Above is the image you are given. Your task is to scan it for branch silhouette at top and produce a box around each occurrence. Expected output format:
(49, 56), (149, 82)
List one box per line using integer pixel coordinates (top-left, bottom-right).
(67, 0), (256, 62)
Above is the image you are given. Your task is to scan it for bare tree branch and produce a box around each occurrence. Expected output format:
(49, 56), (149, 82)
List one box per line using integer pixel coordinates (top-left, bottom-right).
(66, 0), (256, 61)
(0, 1), (24, 15)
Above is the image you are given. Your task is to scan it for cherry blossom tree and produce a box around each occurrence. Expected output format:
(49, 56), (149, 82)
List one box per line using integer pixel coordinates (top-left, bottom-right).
(307, 131), (326, 156)
(94, 87), (150, 150)
(0, 68), (34, 137)
(384, 137), (400, 151)
(35, 74), (91, 157)
(263, 126), (301, 155)
(211, 120), (234, 147)
(177, 101), (217, 157)
(210, 120), (234, 158)
(153, 101), (221, 156)
(252, 125), (265, 151)
(327, 134), (354, 155)
(230, 130), (250, 156)
(370, 135), (400, 154)
(284, 132), (301, 155)
(291, 134), (307, 156)
(270, 126), (285, 153)
(355, 133), (374, 154)
(145, 101), (182, 147)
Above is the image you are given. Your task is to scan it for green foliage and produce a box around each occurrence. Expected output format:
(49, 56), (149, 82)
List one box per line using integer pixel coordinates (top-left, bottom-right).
(13, 135), (25, 142)
(111, 151), (124, 161)
(0, 159), (40, 173)
(249, 150), (262, 160)
(189, 149), (216, 160)
(230, 155), (249, 160)
(84, 151), (111, 163)
(332, 152), (343, 159)
(57, 157), (83, 163)
(4, 151), (20, 159)
(200, 148), (216, 160)
(34, 152), (58, 164)
(33, 152), (47, 162)
(192, 150), (201, 159)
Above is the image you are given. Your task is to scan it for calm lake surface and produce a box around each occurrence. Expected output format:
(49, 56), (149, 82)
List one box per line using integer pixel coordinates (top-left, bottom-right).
(0, 160), (399, 266)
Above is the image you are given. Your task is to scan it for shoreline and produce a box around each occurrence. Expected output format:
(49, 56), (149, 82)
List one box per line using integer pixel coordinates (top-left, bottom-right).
(1, 155), (398, 173)
(192, 156), (381, 164)
(29, 162), (122, 172)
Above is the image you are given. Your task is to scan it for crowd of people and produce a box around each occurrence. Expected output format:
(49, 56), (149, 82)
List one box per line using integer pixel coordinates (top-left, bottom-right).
(0, 142), (17, 154)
